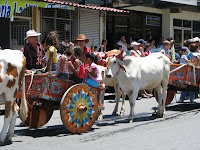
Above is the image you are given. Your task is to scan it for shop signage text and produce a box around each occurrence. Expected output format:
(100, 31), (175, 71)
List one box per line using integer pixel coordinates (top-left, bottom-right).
(160, 0), (197, 6)
(0, 0), (75, 19)
(146, 15), (161, 26)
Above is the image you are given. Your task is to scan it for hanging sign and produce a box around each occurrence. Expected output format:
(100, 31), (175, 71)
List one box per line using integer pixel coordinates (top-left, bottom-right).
(146, 15), (161, 26)
(0, 0), (75, 19)
(160, 0), (197, 6)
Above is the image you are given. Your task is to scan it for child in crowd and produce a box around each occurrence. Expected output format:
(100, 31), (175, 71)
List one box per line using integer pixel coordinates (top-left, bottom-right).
(54, 42), (72, 79)
(45, 31), (59, 72)
(68, 47), (85, 83)
(144, 43), (152, 56)
(180, 47), (190, 64)
(99, 39), (107, 52)
(85, 52), (105, 110)
(85, 53), (104, 88)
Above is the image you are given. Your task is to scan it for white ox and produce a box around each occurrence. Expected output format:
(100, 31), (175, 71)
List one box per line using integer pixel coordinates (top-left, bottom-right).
(103, 73), (126, 116)
(97, 66), (126, 120)
(106, 52), (171, 122)
(0, 50), (28, 145)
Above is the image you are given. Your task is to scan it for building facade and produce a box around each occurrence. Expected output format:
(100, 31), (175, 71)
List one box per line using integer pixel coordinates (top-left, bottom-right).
(108, 0), (200, 48)
(0, 0), (127, 50)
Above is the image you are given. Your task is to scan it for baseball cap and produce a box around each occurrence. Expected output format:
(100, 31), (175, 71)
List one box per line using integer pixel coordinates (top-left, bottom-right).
(181, 46), (189, 52)
(130, 42), (140, 48)
(137, 39), (147, 44)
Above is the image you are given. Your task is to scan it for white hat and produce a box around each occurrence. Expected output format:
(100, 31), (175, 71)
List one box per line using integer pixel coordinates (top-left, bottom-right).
(25, 30), (41, 39)
(192, 37), (200, 42)
(130, 42), (140, 48)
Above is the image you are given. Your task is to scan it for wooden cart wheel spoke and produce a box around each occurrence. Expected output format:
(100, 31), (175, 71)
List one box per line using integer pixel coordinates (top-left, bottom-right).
(60, 84), (98, 133)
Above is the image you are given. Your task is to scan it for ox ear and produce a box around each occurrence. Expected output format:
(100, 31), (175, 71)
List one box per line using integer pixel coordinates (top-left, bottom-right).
(118, 60), (126, 72)
(116, 50), (126, 61)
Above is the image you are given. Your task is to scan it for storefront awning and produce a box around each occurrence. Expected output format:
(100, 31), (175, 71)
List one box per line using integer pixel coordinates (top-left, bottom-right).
(43, 0), (129, 13)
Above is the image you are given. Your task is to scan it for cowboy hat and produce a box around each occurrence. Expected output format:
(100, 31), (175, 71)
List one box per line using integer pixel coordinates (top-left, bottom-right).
(74, 34), (89, 44)
(25, 29), (41, 39)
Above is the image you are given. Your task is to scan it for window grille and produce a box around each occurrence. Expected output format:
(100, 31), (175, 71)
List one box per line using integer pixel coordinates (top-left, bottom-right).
(10, 7), (32, 49)
(41, 8), (78, 43)
(11, 19), (31, 49)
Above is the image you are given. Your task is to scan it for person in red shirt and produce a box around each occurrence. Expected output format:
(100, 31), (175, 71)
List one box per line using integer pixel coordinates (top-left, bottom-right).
(74, 34), (91, 64)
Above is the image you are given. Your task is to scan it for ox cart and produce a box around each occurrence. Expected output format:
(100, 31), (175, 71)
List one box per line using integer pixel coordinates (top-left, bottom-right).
(166, 63), (200, 105)
(17, 74), (104, 133)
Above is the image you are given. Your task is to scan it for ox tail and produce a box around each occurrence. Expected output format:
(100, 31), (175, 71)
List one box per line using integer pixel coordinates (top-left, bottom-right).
(19, 76), (28, 123)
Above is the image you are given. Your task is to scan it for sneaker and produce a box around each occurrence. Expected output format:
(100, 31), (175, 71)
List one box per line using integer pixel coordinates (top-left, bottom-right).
(177, 99), (184, 103)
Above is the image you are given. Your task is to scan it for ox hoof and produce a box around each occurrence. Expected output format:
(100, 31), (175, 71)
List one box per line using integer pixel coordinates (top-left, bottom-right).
(0, 141), (5, 146)
(157, 113), (164, 118)
(97, 115), (103, 121)
(129, 119), (133, 123)
(152, 112), (164, 118)
(4, 138), (12, 144)
(120, 112), (124, 118)
(112, 112), (118, 116)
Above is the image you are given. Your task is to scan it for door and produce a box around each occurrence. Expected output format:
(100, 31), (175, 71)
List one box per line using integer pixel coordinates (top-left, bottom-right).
(0, 18), (10, 49)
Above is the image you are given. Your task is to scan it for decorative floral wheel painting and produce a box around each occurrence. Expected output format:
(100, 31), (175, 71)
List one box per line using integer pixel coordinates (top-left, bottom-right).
(60, 84), (98, 133)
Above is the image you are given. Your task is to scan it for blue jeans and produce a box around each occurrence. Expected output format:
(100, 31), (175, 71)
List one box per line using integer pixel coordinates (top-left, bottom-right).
(180, 91), (195, 101)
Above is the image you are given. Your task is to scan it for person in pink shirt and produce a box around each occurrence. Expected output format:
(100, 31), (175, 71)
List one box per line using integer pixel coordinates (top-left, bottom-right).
(55, 42), (72, 79)
(85, 53), (103, 88)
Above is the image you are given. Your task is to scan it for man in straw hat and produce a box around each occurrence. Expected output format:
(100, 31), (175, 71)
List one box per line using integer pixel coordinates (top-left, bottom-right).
(74, 34), (91, 63)
(21, 29), (45, 73)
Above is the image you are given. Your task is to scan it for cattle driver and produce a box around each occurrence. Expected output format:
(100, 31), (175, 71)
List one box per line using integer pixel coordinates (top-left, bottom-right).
(21, 29), (45, 74)
(73, 34), (91, 64)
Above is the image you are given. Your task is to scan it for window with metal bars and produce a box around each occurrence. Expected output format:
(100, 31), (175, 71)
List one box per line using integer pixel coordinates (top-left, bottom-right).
(41, 8), (78, 43)
(10, 7), (32, 49)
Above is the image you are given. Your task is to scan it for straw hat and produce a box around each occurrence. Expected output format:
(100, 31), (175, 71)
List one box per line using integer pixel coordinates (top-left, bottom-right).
(25, 29), (41, 39)
(74, 34), (89, 43)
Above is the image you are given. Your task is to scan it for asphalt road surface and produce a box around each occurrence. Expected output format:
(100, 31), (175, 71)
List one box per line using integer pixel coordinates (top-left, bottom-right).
(1, 94), (200, 150)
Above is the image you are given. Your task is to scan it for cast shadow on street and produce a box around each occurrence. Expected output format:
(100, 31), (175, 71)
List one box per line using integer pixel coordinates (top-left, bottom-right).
(95, 112), (160, 127)
(14, 125), (97, 139)
(166, 102), (200, 112)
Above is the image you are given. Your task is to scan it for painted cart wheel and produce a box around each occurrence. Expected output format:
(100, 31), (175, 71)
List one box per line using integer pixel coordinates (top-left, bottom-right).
(165, 90), (176, 106)
(60, 84), (98, 133)
(24, 98), (54, 128)
(154, 89), (176, 106)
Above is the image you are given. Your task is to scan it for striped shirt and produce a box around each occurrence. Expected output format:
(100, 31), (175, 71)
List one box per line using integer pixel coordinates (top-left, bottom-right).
(57, 54), (69, 74)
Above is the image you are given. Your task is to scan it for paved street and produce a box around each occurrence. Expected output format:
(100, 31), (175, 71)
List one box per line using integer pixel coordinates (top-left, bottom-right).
(1, 94), (200, 150)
